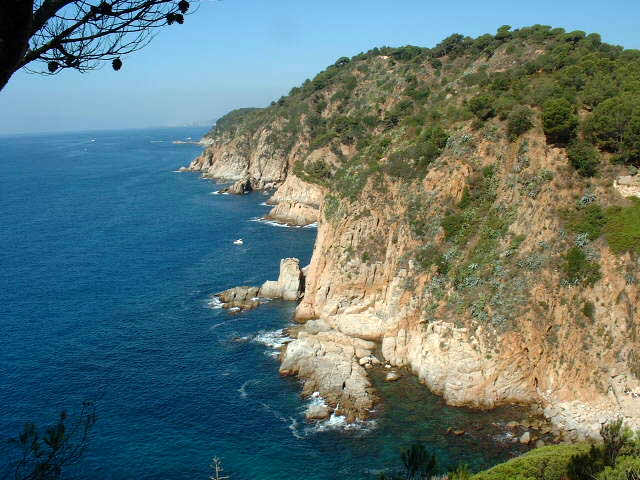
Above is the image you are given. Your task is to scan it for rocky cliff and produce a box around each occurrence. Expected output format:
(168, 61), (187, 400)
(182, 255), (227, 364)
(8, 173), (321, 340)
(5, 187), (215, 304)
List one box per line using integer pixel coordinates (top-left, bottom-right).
(186, 25), (640, 439)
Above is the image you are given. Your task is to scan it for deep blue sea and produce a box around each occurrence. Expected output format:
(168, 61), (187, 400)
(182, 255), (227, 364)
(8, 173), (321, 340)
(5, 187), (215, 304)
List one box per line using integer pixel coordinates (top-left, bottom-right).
(0, 127), (530, 479)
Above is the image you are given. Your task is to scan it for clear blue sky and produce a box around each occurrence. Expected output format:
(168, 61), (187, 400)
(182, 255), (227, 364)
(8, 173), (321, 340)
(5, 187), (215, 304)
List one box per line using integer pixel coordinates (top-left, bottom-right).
(1, 0), (639, 135)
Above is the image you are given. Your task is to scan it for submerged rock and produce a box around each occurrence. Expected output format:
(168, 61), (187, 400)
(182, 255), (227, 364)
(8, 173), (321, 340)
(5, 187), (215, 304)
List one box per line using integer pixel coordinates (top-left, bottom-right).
(305, 402), (331, 420)
(385, 371), (401, 382)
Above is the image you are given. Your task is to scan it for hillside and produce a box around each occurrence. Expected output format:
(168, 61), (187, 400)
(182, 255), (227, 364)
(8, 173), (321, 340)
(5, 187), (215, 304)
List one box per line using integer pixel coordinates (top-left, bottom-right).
(184, 25), (640, 440)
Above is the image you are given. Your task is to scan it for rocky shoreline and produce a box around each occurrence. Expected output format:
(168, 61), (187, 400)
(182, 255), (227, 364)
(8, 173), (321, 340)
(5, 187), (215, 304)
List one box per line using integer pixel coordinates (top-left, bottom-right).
(182, 112), (640, 443)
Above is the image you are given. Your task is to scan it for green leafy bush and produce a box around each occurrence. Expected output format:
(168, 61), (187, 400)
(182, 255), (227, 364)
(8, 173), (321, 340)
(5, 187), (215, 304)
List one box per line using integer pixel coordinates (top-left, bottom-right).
(567, 141), (600, 177)
(565, 203), (607, 240)
(415, 245), (449, 274)
(472, 444), (590, 480)
(584, 94), (640, 164)
(604, 199), (640, 254)
(562, 246), (602, 286)
(507, 106), (534, 139)
(542, 98), (578, 145)
(469, 94), (497, 120)
(597, 456), (640, 480)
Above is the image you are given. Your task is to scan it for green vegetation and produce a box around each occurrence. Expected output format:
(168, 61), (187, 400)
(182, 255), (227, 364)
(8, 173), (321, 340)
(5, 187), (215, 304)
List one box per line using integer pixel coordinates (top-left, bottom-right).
(564, 203), (607, 240)
(542, 98), (578, 145)
(205, 25), (639, 336)
(379, 443), (437, 480)
(562, 246), (602, 286)
(469, 94), (496, 121)
(567, 140), (600, 177)
(473, 444), (590, 480)
(585, 94), (640, 164)
(6, 402), (97, 480)
(604, 199), (640, 254)
(507, 106), (534, 140)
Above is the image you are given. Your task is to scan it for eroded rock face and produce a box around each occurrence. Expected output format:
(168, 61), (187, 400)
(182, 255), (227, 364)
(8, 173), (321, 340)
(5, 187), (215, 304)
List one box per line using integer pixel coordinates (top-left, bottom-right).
(289, 139), (640, 439)
(220, 177), (253, 195)
(214, 258), (305, 311)
(183, 131), (322, 225)
(259, 258), (304, 301)
(280, 319), (377, 421)
(265, 175), (324, 226)
(215, 286), (261, 311)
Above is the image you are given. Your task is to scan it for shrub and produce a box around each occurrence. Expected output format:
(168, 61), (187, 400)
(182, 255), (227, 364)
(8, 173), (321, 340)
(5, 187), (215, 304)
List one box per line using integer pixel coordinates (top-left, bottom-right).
(507, 106), (534, 139)
(542, 98), (578, 145)
(415, 245), (449, 274)
(584, 94), (640, 163)
(567, 141), (600, 177)
(604, 199), (640, 254)
(568, 444), (606, 480)
(582, 301), (595, 321)
(565, 203), (607, 240)
(598, 456), (640, 480)
(562, 246), (602, 286)
(469, 94), (497, 120)
(442, 213), (468, 243)
(473, 444), (590, 480)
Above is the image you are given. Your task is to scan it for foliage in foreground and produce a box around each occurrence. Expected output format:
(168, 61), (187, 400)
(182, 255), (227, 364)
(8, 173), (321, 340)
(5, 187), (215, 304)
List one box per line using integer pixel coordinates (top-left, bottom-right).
(4, 402), (97, 480)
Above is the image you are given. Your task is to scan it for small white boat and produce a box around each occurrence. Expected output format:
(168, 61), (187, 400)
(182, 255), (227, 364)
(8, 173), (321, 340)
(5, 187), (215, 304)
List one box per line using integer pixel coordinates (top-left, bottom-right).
(233, 239), (243, 245)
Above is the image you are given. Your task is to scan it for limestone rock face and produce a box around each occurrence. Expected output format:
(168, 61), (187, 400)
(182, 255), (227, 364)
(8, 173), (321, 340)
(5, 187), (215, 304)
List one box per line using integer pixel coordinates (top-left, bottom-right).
(259, 258), (304, 301)
(614, 174), (640, 198)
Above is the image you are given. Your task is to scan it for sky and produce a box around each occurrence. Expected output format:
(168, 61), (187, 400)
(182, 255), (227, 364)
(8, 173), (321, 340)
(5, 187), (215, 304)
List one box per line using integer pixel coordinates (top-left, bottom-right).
(1, 0), (639, 135)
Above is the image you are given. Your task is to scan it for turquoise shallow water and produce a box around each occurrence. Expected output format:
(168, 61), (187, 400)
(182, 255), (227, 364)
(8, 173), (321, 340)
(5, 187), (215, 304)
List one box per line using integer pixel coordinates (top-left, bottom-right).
(0, 127), (529, 479)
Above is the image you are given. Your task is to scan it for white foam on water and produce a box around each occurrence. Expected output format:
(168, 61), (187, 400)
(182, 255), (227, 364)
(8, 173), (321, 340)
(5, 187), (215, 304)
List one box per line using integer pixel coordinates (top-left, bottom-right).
(248, 217), (317, 229)
(207, 296), (224, 309)
(150, 140), (164, 143)
(259, 202), (271, 207)
(238, 379), (260, 399)
(493, 431), (516, 442)
(310, 414), (377, 434)
(259, 402), (304, 439)
(228, 307), (241, 312)
(248, 217), (292, 228)
(252, 329), (292, 357)
(252, 329), (292, 349)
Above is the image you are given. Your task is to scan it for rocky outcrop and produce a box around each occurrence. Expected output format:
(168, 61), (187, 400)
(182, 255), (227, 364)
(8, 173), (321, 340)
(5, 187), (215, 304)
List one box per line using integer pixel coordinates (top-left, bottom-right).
(184, 130), (322, 225)
(215, 286), (261, 311)
(286, 136), (639, 438)
(185, 128), (288, 188)
(214, 258), (305, 310)
(265, 175), (323, 226)
(220, 177), (252, 195)
(280, 319), (377, 421)
(614, 174), (640, 198)
(260, 258), (304, 301)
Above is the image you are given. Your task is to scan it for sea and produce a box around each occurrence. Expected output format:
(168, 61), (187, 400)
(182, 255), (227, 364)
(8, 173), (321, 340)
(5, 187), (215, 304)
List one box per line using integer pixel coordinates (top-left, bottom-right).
(0, 127), (530, 480)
